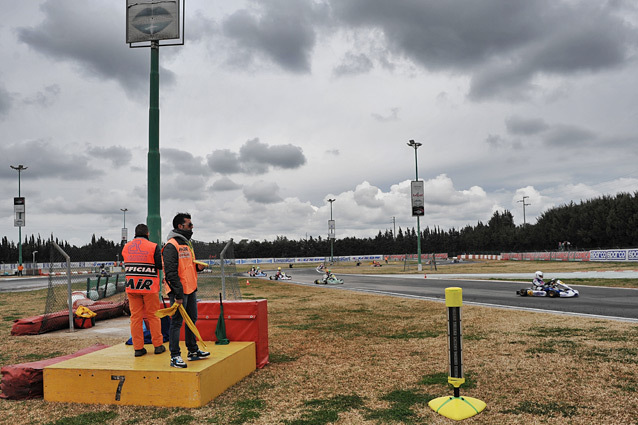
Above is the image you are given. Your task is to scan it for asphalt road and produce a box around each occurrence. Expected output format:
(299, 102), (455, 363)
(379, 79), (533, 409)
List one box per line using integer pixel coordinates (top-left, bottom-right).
(270, 268), (638, 323)
(4, 269), (637, 322)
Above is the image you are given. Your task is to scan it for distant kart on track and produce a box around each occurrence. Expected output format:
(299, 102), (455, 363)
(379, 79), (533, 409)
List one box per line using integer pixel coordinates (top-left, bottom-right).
(269, 273), (291, 280)
(314, 275), (344, 285)
(517, 279), (579, 298)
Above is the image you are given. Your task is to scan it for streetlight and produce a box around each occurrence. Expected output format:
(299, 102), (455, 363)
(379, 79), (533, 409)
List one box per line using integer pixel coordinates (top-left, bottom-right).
(120, 208), (128, 244)
(518, 196), (530, 226)
(10, 164), (27, 269)
(327, 198), (336, 263)
(126, 0), (185, 246)
(407, 140), (423, 271)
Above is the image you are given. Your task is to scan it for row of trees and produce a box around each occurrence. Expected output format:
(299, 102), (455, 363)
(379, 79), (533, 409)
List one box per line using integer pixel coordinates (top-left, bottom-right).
(2, 192), (637, 263)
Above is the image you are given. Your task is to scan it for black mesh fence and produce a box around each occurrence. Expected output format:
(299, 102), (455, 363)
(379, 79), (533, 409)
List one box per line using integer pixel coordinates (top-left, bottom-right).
(194, 239), (242, 301)
(41, 240), (126, 333)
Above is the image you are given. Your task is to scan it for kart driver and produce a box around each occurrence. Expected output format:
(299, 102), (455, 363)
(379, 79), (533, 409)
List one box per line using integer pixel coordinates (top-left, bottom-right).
(276, 267), (282, 279)
(532, 271), (546, 290)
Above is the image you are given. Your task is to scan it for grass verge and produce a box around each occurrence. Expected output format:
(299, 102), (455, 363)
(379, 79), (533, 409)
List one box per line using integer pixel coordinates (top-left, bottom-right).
(0, 262), (637, 424)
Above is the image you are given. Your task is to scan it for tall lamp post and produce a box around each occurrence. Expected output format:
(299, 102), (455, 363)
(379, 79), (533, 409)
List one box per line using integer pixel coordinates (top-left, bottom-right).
(407, 140), (423, 271)
(126, 0), (185, 246)
(120, 208), (128, 245)
(10, 164), (27, 269)
(328, 198), (336, 263)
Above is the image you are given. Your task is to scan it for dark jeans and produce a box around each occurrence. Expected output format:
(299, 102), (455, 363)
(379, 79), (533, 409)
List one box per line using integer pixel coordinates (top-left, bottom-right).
(168, 290), (199, 357)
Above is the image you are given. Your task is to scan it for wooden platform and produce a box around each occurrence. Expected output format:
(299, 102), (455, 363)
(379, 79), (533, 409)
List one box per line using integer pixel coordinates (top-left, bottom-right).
(44, 341), (256, 407)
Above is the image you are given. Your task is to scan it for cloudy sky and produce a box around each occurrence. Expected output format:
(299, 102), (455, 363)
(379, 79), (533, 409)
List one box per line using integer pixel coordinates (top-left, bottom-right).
(1, 0), (638, 248)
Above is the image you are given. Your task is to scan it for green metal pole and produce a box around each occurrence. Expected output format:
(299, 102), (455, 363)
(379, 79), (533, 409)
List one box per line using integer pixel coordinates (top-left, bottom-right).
(18, 171), (22, 268)
(414, 147), (422, 271)
(147, 41), (162, 246)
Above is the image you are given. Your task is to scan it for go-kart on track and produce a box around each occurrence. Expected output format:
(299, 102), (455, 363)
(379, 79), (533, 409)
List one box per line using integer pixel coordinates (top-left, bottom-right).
(260, 268), (638, 323)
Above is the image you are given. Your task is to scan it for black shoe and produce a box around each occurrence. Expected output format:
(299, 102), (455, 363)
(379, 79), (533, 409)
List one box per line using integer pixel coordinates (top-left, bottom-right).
(188, 349), (210, 361)
(154, 345), (166, 354)
(134, 348), (147, 357)
(170, 356), (187, 368)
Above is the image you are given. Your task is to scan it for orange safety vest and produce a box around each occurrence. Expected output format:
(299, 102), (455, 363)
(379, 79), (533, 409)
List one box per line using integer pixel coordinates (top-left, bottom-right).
(122, 237), (160, 294)
(163, 238), (198, 295)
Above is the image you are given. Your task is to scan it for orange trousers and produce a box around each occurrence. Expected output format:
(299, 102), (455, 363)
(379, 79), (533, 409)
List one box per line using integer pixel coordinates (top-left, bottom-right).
(127, 292), (163, 350)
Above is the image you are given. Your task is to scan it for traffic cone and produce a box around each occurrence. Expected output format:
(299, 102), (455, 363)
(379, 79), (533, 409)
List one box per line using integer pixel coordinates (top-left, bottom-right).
(246, 280), (250, 286)
(424, 274), (427, 278)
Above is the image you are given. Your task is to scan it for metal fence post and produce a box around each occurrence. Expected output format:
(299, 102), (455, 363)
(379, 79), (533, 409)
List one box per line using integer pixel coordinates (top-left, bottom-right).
(52, 241), (74, 332)
(219, 238), (234, 300)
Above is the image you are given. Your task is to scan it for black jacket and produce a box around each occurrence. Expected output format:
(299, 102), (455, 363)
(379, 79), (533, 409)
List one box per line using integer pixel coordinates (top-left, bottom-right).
(162, 229), (195, 300)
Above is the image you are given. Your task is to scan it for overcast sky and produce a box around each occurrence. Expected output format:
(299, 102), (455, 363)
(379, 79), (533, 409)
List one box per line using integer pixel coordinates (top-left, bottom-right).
(2, 0), (638, 248)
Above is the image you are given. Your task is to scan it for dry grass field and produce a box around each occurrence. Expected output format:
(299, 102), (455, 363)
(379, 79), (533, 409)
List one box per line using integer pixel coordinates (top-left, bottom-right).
(0, 260), (637, 424)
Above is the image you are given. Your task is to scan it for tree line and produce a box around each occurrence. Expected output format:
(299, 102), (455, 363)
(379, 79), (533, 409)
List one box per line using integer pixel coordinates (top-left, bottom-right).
(2, 192), (637, 263)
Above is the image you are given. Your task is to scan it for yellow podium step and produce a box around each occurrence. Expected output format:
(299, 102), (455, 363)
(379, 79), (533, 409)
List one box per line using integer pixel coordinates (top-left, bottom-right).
(44, 341), (256, 408)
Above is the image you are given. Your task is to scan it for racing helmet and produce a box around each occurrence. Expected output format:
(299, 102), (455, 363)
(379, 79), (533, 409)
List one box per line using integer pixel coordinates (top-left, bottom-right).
(278, 267), (281, 270)
(535, 271), (543, 279)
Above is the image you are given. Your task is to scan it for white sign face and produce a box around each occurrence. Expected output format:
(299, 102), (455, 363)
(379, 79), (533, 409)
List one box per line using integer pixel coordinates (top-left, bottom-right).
(15, 213), (25, 227)
(126, 0), (180, 43)
(122, 228), (128, 241)
(411, 181), (425, 217)
(328, 220), (336, 239)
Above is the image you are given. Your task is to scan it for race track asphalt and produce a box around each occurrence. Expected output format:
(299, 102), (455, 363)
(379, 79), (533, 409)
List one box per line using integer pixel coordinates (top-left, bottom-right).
(266, 268), (638, 323)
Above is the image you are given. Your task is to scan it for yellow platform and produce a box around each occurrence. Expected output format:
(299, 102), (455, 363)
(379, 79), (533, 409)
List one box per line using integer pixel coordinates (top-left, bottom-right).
(44, 341), (256, 408)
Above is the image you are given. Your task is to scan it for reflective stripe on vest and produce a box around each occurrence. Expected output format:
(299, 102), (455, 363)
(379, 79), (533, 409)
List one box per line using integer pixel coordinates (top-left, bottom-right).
(164, 238), (198, 295)
(122, 238), (160, 293)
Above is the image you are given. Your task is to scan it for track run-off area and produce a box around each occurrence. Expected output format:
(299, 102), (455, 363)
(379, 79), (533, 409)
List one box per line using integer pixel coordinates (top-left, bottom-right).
(264, 268), (638, 323)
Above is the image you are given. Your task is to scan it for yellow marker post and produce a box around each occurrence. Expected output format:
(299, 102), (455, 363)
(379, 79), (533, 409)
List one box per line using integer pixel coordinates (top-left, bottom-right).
(428, 287), (486, 420)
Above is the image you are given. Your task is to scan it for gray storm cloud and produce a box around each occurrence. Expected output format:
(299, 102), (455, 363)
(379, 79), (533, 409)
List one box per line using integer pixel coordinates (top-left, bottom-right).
(208, 138), (306, 175)
(16, 0), (175, 97)
(221, 1), (321, 72)
(86, 145), (132, 168)
(243, 180), (282, 204)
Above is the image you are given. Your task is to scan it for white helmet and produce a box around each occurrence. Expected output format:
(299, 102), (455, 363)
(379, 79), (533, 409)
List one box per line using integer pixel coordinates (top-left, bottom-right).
(535, 271), (543, 279)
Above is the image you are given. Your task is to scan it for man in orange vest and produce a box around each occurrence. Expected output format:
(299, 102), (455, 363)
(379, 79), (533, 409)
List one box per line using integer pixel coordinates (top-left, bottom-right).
(163, 212), (209, 368)
(122, 224), (166, 357)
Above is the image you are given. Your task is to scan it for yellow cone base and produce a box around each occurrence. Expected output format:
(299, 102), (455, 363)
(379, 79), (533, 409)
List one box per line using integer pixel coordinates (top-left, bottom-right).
(428, 395), (486, 420)
(44, 341), (255, 408)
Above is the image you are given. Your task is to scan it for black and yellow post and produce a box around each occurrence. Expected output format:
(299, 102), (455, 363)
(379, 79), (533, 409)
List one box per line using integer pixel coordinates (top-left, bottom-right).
(428, 287), (486, 420)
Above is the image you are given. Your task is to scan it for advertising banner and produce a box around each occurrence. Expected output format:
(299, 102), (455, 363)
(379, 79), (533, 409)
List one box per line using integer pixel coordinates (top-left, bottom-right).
(411, 181), (424, 216)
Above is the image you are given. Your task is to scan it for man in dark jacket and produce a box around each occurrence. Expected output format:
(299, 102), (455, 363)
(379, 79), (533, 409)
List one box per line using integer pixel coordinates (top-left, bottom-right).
(163, 212), (209, 368)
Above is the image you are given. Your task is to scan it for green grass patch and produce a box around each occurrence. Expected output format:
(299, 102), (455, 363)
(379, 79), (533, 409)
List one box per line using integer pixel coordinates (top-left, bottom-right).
(269, 352), (299, 363)
(3, 314), (22, 322)
(151, 408), (172, 419)
(168, 415), (195, 425)
(23, 351), (64, 361)
(284, 394), (364, 425)
(383, 330), (441, 339)
(45, 411), (117, 425)
(465, 333), (487, 341)
(365, 389), (433, 424)
(501, 400), (578, 418)
(529, 326), (585, 338)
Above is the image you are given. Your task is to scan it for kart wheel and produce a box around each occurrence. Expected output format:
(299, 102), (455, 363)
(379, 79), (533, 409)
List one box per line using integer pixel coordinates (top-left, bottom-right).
(518, 289), (527, 296)
(548, 290), (557, 298)
(314, 280), (320, 284)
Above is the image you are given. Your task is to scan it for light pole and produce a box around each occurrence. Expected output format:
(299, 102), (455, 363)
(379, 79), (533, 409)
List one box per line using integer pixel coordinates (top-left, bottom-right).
(10, 164), (27, 268)
(407, 140), (423, 271)
(328, 198), (335, 263)
(518, 196), (530, 226)
(126, 0), (185, 246)
(120, 208), (128, 244)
